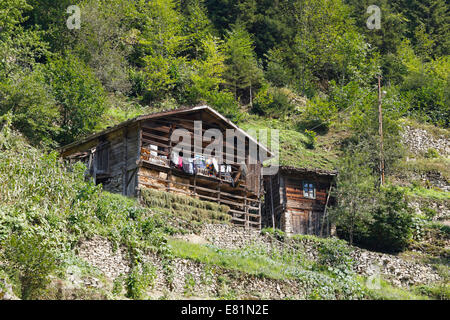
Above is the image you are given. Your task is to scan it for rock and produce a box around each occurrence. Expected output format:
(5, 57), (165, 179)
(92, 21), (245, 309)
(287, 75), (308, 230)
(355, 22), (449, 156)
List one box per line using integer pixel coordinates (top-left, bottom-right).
(77, 236), (130, 280)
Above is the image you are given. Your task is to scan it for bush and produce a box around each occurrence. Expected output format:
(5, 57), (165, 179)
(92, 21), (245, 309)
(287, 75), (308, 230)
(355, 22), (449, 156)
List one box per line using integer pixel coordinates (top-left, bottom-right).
(205, 90), (243, 123)
(125, 263), (157, 299)
(303, 129), (317, 149)
(425, 148), (440, 159)
(260, 227), (286, 242)
(302, 95), (338, 132)
(252, 87), (297, 118)
(414, 283), (450, 300)
(1, 234), (58, 299)
(316, 238), (354, 275)
(368, 186), (414, 253)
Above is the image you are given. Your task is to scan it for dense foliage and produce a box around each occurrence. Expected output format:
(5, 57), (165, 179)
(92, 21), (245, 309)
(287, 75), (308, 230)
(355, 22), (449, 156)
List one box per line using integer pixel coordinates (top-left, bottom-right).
(0, 0), (448, 149)
(0, 0), (448, 299)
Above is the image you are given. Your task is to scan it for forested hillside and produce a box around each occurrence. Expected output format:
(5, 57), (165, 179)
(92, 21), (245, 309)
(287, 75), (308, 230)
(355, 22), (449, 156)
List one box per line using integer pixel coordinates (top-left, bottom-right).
(1, 0), (448, 146)
(0, 0), (448, 300)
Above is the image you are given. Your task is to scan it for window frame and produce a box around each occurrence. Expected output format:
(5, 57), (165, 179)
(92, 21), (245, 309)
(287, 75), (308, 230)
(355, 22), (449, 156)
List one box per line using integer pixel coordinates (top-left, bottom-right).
(303, 181), (316, 199)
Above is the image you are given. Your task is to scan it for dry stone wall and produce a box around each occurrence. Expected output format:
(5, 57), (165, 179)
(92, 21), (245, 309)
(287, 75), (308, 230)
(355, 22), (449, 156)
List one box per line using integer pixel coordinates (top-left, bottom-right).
(77, 236), (130, 279)
(144, 253), (303, 299)
(401, 125), (450, 157)
(74, 224), (442, 297)
(200, 224), (442, 287)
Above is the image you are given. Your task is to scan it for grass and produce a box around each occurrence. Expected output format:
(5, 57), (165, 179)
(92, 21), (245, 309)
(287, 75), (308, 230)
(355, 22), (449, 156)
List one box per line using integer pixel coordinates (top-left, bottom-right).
(168, 239), (293, 280)
(238, 114), (338, 170)
(399, 185), (450, 201)
(397, 157), (450, 183)
(413, 283), (450, 300)
(364, 278), (430, 300)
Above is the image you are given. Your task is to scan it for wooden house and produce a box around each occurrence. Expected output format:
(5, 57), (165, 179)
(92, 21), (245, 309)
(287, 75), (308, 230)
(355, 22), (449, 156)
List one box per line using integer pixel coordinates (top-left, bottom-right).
(60, 105), (271, 229)
(263, 166), (337, 236)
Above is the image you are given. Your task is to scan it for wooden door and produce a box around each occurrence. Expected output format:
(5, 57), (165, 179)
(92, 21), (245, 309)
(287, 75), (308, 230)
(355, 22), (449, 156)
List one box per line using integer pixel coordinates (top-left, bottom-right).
(291, 211), (309, 234)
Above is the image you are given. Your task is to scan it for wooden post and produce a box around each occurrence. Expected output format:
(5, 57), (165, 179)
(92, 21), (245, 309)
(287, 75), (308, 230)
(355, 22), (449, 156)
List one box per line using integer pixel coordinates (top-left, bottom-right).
(167, 124), (175, 192)
(269, 177), (275, 229)
(218, 170), (222, 205)
(378, 75), (385, 185)
(122, 127), (128, 196)
(92, 148), (97, 185)
(320, 184), (332, 237)
(257, 166), (262, 230)
(136, 121), (142, 197)
(244, 192), (248, 229)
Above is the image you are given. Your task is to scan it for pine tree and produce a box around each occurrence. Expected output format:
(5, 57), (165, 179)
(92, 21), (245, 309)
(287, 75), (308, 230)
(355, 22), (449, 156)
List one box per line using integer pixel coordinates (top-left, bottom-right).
(223, 23), (263, 105)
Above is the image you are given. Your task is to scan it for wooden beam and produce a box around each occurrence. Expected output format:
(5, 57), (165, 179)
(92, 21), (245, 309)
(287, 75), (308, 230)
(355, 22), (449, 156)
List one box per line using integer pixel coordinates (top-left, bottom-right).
(122, 127), (128, 196)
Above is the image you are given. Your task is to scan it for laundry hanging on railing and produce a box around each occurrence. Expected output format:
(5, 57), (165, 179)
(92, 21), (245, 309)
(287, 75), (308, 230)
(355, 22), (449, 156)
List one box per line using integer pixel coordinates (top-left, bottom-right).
(182, 158), (195, 174)
(170, 151), (237, 184)
(149, 144), (158, 157)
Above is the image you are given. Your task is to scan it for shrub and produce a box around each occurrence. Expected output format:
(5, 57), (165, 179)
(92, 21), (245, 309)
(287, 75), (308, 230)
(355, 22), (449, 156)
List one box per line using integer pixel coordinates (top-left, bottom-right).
(303, 129), (317, 149)
(252, 87), (297, 118)
(205, 90), (243, 123)
(125, 263), (156, 300)
(316, 238), (354, 275)
(303, 95), (338, 132)
(183, 273), (196, 297)
(368, 186), (414, 253)
(414, 283), (450, 300)
(425, 148), (440, 159)
(260, 227), (286, 242)
(1, 233), (58, 299)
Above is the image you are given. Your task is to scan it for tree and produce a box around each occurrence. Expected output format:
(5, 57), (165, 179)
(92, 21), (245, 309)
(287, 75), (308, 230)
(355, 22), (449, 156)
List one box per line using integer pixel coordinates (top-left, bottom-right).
(184, 35), (226, 104)
(0, 67), (59, 146)
(345, 0), (408, 55)
(223, 23), (263, 105)
(0, 0), (48, 80)
(69, 0), (139, 94)
(330, 152), (376, 245)
(139, 0), (188, 102)
(394, 0), (449, 57)
(369, 185), (413, 253)
(180, 0), (214, 60)
(0, 0), (32, 33)
(397, 40), (450, 127)
(44, 54), (106, 145)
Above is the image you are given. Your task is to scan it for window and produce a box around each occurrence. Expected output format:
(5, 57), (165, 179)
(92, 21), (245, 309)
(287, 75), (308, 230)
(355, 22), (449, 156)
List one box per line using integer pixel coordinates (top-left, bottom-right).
(95, 142), (109, 174)
(303, 182), (316, 199)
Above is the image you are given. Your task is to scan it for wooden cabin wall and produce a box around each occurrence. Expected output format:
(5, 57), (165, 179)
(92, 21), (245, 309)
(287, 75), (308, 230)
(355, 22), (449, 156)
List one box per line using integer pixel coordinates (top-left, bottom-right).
(62, 109), (266, 229)
(136, 113), (263, 229)
(96, 124), (139, 196)
(62, 124), (140, 197)
(125, 124), (140, 196)
(282, 173), (332, 236)
(263, 172), (283, 229)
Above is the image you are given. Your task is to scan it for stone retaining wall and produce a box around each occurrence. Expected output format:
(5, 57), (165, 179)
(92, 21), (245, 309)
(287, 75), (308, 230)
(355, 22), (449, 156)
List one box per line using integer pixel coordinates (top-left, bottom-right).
(77, 236), (130, 279)
(199, 224), (441, 287)
(75, 224), (442, 295)
(401, 125), (450, 157)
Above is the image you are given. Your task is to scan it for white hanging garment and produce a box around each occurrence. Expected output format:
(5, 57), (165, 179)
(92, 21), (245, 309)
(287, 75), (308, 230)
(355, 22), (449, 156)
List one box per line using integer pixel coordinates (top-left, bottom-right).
(150, 144), (158, 157)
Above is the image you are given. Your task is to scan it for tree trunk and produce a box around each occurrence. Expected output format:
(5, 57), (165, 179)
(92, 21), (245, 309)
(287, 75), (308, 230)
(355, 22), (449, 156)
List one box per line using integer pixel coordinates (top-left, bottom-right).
(249, 82), (253, 107)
